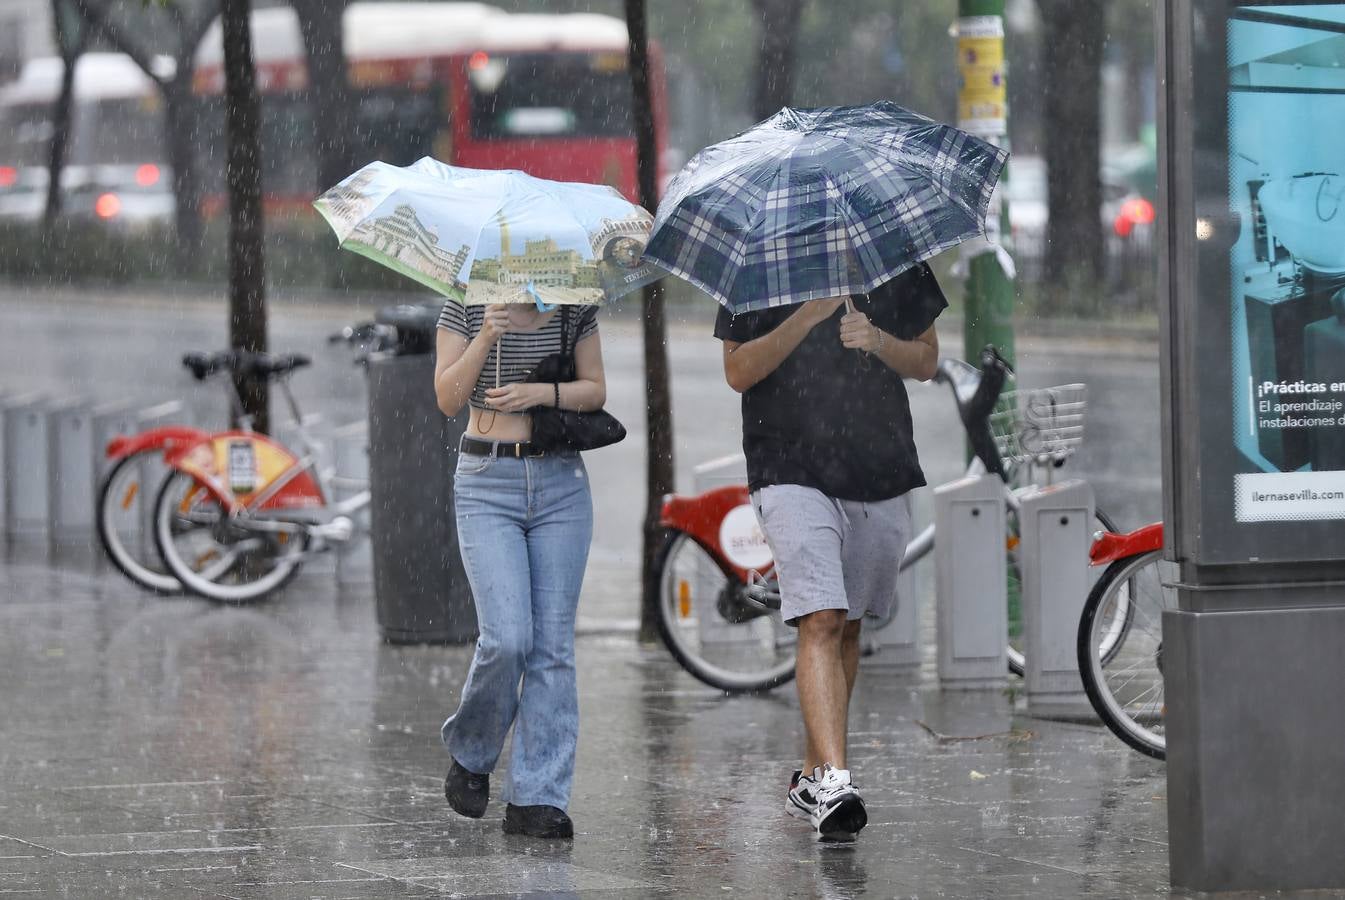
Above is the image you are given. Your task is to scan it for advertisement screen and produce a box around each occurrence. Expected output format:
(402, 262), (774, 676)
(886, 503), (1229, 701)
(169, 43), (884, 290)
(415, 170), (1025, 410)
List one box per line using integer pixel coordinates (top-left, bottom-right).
(1226, 4), (1345, 523)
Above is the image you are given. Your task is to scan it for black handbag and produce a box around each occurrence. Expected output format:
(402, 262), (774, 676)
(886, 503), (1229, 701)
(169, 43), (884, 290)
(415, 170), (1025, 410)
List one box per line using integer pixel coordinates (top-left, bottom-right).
(526, 307), (626, 452)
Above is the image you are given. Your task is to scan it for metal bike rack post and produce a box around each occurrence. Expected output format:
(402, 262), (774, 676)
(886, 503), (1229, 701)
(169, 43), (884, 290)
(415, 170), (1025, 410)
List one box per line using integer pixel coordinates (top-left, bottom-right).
(91, 403), (139, 570)
(860, 491), (922, 674)
(691, 453), (764, 646)
(3, 394), (52, 542)
(47, 399), (97, 546)
(91, 403), (138, 484)
(332, 420), (371, 585)
(134, 400), (185, 559)
(1018, 479), (1096, 718)
(934, 473), (1007, 689)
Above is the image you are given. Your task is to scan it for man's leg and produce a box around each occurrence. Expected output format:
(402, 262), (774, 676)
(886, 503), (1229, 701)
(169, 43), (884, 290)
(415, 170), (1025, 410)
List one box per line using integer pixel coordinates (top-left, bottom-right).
(797, 608), (850, 772)
(802, 616), (864, 773)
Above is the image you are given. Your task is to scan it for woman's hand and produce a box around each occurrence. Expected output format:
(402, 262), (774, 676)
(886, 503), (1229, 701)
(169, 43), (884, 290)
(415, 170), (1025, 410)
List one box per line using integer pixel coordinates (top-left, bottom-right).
(478, 304), (512, 343)
(483, 382), (552, 413)
(839, 309), (883, 353)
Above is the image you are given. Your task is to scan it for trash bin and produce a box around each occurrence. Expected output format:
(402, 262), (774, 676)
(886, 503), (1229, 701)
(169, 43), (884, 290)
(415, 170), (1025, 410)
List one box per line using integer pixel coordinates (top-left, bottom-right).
(366, 302), (476, 644)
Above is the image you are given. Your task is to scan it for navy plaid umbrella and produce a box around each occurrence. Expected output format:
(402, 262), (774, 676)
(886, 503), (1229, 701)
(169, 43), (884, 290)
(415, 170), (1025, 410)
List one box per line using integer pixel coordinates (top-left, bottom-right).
(644, 102), (1009, 313)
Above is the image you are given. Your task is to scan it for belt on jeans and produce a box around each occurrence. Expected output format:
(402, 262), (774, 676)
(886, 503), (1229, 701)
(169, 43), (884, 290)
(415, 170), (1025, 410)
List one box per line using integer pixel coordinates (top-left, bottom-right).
(460, 436), (546, 458)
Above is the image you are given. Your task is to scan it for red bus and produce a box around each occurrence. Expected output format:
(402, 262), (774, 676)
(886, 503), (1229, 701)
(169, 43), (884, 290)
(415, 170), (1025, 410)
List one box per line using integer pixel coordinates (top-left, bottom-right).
(192, 2), (668, 214)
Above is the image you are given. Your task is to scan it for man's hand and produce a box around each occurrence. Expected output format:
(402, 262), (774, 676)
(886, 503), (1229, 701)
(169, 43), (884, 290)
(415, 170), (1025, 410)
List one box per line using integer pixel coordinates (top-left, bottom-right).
(794, 296), (846, 329)
(483, 382), (551, 413)
(839, 309), (883, 353)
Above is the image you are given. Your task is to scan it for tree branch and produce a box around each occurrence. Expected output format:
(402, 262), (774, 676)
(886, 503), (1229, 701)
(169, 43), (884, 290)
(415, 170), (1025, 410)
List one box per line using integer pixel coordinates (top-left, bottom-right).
(69, 0), (168, 88)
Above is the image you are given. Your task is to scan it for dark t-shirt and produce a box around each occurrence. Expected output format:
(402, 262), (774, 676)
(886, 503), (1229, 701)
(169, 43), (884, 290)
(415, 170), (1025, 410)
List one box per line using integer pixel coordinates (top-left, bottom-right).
(713, 263), (948, 502)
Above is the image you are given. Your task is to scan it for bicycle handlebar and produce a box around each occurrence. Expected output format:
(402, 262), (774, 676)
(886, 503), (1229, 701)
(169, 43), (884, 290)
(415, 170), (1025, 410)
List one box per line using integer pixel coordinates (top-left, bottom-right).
(181, 350), (311, 382)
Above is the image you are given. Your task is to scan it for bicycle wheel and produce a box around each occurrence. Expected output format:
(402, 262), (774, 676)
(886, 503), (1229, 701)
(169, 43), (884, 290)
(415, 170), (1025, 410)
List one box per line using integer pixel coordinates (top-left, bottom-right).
(1006, 505), (1119, 677)
(654, 530), (797, 693)
(152, 470), (307, 604)
(95, 449), (183, 594)
(1077, 549), (1168, 759)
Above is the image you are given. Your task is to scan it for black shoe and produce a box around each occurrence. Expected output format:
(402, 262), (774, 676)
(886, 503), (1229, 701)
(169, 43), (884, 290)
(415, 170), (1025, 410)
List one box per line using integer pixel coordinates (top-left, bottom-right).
(444, 759), (489, 818)
(502, 803), (574, 839)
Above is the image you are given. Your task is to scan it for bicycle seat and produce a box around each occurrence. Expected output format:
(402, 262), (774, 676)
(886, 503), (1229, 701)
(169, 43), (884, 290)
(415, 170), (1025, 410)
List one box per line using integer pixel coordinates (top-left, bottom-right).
(242, 352), (311, 380)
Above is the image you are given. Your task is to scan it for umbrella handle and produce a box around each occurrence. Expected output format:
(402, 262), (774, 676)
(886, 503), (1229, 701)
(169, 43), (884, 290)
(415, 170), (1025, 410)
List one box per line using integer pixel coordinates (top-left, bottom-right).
(843, 295), (874, 370)
(478, 336), (503, 435)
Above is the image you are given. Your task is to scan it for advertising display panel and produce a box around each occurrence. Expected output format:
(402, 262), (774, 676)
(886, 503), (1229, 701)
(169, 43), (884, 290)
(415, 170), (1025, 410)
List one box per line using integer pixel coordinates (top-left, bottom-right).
(1172, 1), (1345, 564)
(1162, 6), (1345, 891)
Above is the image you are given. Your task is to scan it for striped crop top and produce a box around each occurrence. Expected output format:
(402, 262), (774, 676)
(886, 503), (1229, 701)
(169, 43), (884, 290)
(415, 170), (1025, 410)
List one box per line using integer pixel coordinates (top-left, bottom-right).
(436, 302), (599, 411)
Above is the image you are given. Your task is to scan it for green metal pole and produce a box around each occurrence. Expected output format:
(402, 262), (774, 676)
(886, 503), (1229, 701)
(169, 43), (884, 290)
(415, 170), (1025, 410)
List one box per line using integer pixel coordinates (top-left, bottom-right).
(957, 0), (1019, 642)
(956, 0), (1015, 369)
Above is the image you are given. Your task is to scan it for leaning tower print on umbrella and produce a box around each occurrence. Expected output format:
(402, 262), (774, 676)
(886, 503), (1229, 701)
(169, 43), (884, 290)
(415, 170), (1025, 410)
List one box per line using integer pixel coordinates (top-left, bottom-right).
(315, 156), (661, 383)
(315, 157), (660, 307)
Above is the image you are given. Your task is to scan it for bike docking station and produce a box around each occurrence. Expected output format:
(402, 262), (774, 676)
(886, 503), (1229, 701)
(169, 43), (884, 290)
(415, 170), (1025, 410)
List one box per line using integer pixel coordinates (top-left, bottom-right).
(933, 472), (1007, 689)
(1158, 2), (1345, 890)
(1, 392), (188, 563)
(1017, 479), (1096, 718)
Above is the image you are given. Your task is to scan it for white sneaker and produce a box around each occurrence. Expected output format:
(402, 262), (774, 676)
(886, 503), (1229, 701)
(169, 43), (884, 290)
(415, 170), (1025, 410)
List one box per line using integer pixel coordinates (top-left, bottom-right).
(808, 765), (867, 842)
(786, 769), (818, 820)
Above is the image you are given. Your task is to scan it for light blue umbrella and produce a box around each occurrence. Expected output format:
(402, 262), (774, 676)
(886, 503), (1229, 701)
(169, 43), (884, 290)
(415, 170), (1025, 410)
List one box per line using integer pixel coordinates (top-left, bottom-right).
(644, 101), (1009, 313)
(314, 157), (660, 307)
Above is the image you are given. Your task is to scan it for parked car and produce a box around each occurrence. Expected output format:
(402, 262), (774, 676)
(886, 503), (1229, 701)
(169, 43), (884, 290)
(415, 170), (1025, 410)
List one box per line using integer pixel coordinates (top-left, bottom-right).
(0, 163), (174, 229)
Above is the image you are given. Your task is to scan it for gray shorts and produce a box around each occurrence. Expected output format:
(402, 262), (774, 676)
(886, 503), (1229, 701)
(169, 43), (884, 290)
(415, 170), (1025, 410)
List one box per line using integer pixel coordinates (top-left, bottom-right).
(751, 484), (912, 626)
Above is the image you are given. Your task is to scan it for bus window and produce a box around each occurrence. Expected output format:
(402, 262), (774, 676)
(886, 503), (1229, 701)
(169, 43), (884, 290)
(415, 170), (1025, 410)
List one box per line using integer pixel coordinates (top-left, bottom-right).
(354, 86), (442, 166)
(468, 52), (633, 140)
(0, 104), (55, 166)
(194, 93), (317, 200)
(74, 96), (164, 166)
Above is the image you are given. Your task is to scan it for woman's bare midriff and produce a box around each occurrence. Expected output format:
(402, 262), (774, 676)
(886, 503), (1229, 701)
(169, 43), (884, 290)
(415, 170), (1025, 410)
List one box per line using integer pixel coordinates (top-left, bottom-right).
(467, 406), (532, 442)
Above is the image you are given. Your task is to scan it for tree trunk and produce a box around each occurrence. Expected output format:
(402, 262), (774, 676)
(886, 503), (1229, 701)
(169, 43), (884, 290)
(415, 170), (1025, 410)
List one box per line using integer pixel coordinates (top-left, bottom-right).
(66, 0), (215, 264)
(749, 0), (806, 121)
(625, 0), (676, 644)
(44, 0), (86, 230)
(163, 77), (204, 261)
(291, 0), (358, 192)
(221, 0), (269, 433)
(43, 49), (77, 229)
(1038, 0), (1106, 314)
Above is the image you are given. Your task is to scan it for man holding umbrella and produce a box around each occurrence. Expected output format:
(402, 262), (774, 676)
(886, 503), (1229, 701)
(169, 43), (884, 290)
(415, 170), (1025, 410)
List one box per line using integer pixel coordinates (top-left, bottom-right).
(644, 102), (1006, 842)
(717, 266), (945, 842)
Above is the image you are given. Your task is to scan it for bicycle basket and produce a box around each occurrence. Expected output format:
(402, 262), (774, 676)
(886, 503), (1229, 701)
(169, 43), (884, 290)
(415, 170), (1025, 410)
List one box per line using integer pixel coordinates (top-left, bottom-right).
(990, 383), (1087, 465)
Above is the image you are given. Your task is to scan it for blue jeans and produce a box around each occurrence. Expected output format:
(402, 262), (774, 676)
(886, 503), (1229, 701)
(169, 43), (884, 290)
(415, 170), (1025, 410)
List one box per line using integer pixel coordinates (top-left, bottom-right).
(441, 448), (593, 810)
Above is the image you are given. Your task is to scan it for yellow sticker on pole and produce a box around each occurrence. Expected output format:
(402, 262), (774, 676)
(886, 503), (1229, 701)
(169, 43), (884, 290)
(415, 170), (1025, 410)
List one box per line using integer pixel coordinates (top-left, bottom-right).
(956, 15), (1007, 137)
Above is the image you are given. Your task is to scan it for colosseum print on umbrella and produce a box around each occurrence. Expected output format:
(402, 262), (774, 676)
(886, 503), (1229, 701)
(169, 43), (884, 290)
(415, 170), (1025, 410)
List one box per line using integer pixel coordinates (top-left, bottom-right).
(314, 156), (660, 307)
(643, 101), (1009, 313)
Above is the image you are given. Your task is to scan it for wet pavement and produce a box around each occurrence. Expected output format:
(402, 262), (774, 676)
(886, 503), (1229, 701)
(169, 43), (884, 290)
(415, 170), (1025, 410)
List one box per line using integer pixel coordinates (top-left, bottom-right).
(0, 286), (1212, 897)
(0, 550), (1184, 899)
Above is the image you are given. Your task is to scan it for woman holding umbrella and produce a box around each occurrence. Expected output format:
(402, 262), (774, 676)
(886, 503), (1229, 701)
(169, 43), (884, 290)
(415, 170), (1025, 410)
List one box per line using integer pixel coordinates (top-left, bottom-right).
(313, 158), (658, 841)
(432, 298), (602, 840)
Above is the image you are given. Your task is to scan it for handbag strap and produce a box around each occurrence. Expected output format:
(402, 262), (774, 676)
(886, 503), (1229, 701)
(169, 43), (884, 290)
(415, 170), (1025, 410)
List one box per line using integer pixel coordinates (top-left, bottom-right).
(559, 305), (573, 358)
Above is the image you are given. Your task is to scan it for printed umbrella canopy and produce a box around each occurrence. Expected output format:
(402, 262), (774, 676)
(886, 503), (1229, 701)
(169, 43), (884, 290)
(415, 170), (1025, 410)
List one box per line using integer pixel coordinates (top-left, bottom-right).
(643, 101), (1009, 313)
(314, 156), (660, 307)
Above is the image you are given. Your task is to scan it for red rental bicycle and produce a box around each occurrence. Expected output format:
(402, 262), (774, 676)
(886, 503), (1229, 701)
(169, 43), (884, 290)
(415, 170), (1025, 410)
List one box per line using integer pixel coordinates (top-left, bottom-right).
(1079, 521), (1168, 760)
